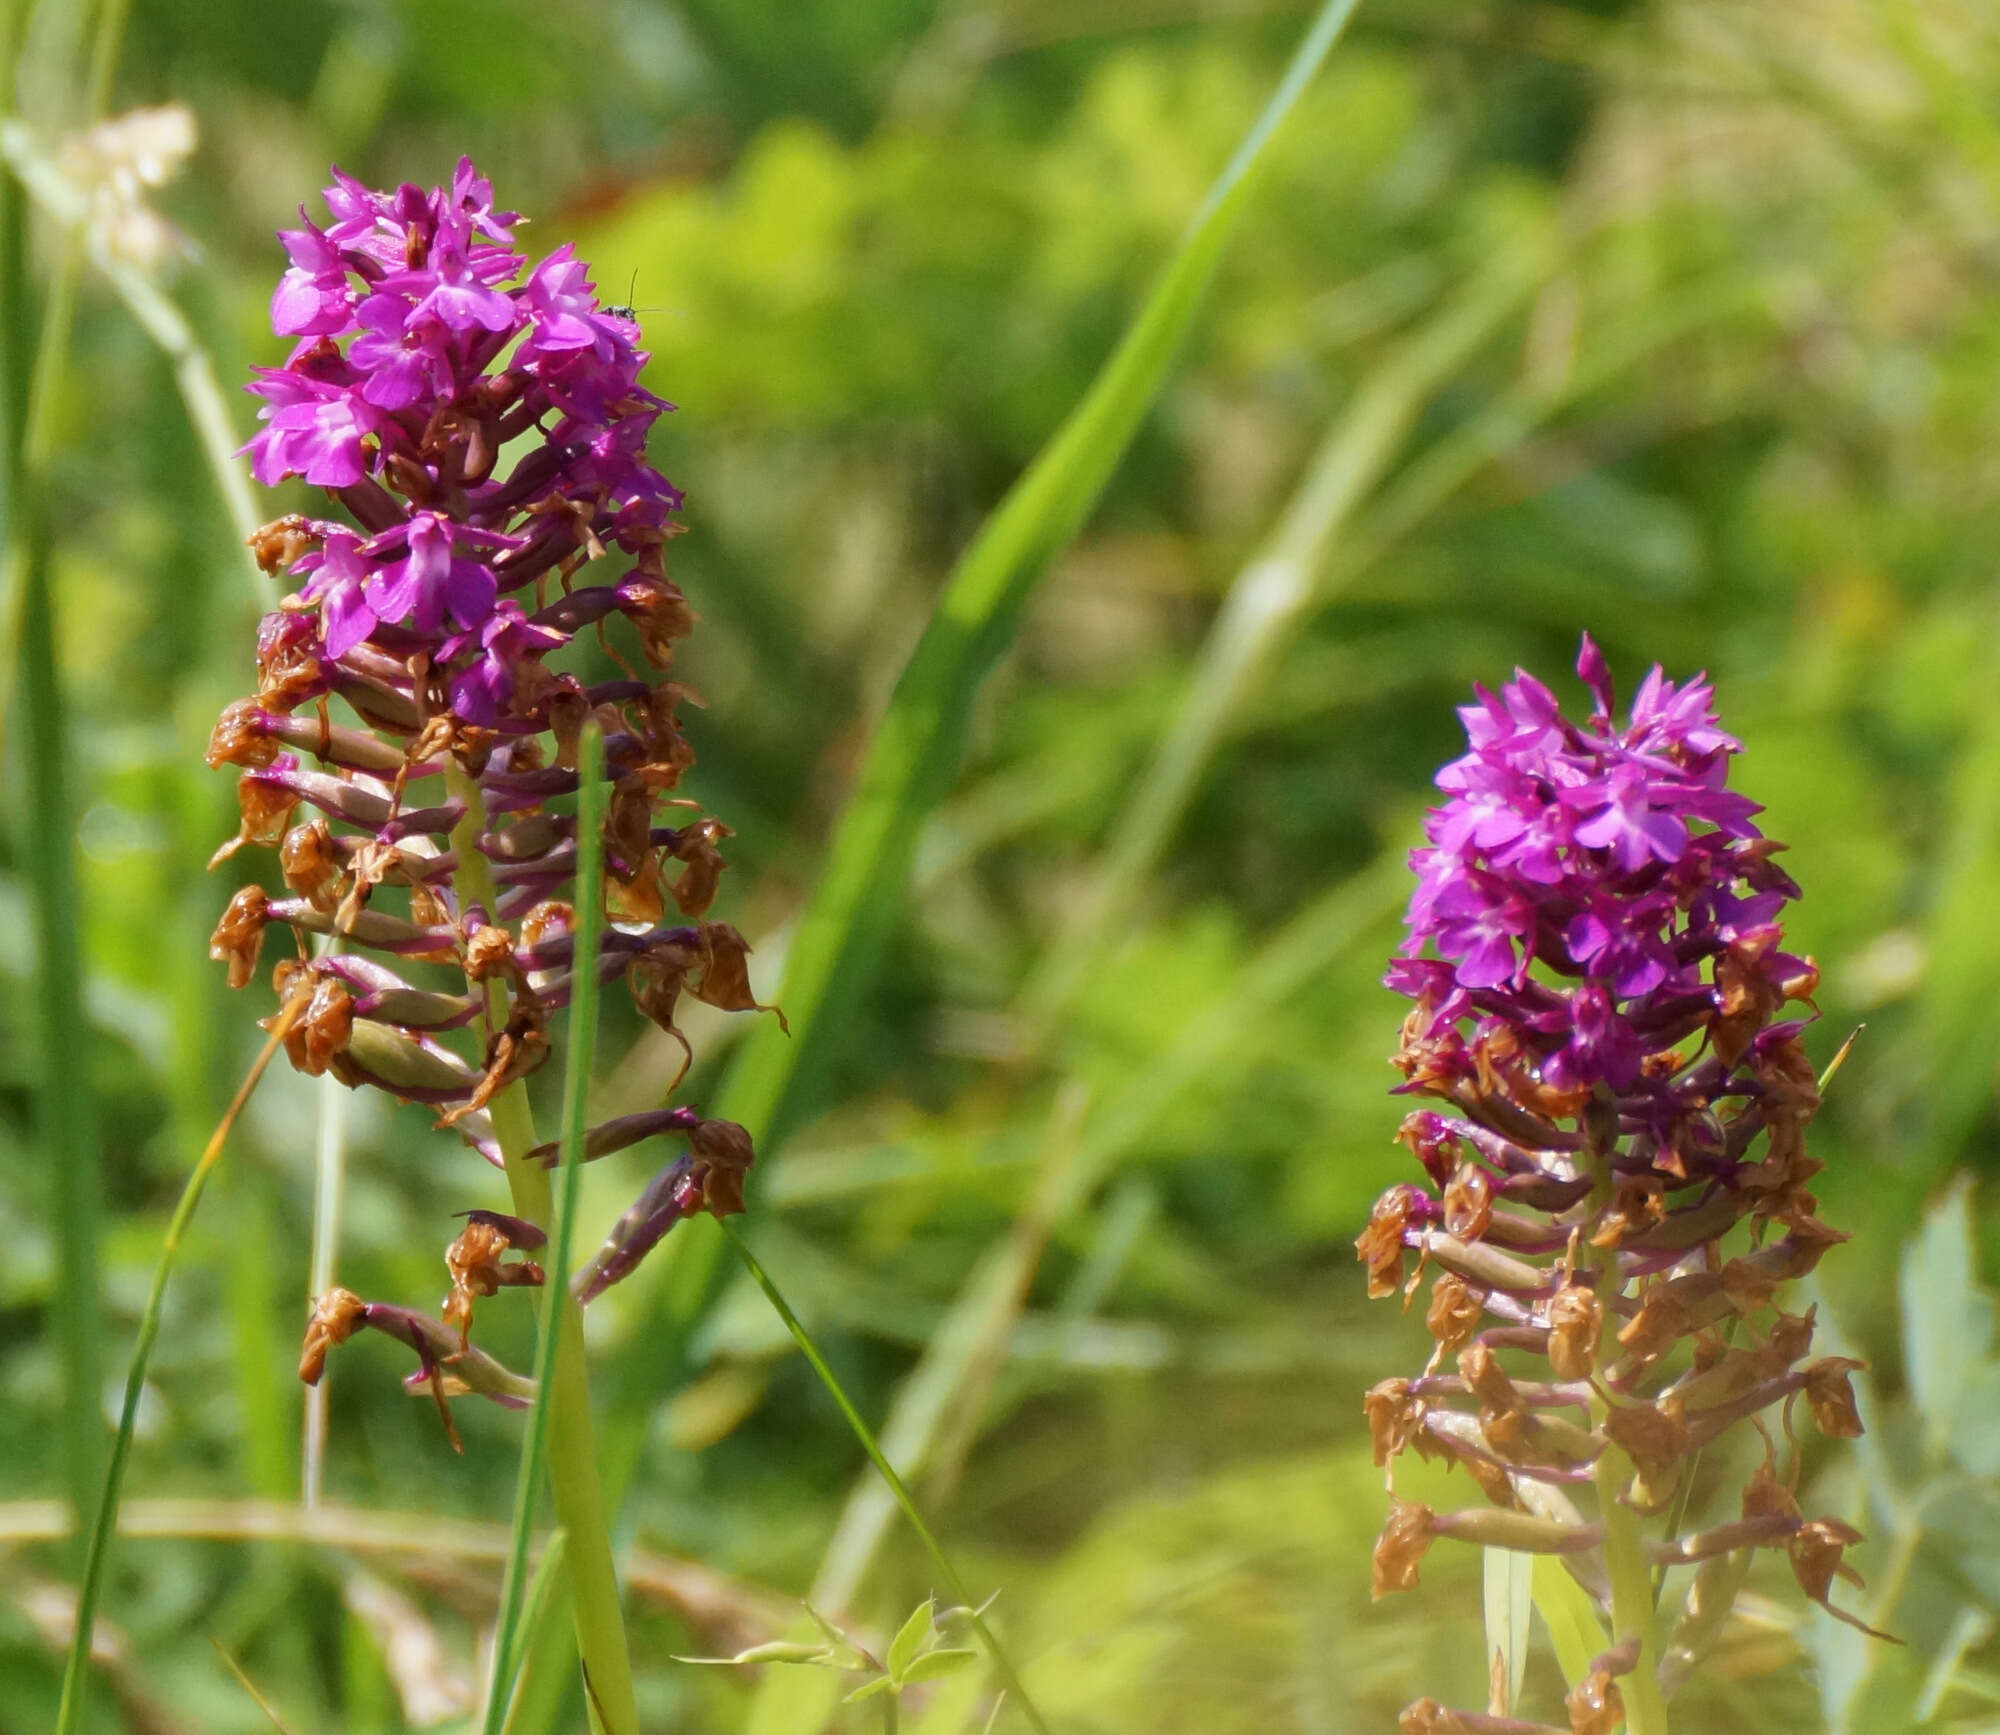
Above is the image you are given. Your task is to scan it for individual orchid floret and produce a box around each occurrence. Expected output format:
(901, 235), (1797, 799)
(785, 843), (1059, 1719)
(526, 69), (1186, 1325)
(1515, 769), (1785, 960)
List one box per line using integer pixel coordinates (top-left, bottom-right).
(1362, 637), (1872, 1729)
(300, 1286), (534, 1453)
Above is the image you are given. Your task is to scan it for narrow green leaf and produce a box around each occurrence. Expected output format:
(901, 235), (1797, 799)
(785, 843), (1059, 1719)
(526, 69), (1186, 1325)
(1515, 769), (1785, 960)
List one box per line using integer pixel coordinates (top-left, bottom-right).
(887, 1599), (937, 1682)
(1484, 1547), (1533, 1713)
(845, 1678), (896, 1705)
(901, 1650), (979, 1684)
(496, 1530), (570, 1735)
(714, 0), (1365, 1155)
(1023, 231), (1551, 1021)
(56, 1009), (305, 1735)
(1531, 1555), (1610, 1690)
(1900, 1174), (1991, 1464)
(608, 0), (1372, 1522)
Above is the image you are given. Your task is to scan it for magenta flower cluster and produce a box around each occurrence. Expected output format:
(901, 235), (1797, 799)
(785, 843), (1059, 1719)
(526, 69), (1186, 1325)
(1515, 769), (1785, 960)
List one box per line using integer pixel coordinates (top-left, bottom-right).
(1386, 635), (1811, 1105)
(1361, 644), (1870, 1732)
(243, 158), (676, 714)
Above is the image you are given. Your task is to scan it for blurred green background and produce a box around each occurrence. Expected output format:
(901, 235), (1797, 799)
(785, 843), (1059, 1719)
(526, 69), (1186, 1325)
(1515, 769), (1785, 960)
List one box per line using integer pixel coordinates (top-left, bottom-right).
(6, 0), (2000, 1729)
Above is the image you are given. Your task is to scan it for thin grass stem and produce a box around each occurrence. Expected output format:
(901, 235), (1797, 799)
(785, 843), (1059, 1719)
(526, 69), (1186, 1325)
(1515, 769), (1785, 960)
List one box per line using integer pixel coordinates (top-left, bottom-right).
(496, 1528), (571, 1735)
(714, 0), (1368, 1157)
(482, 724), (609, 1734)
(54, 989), (311, 1735)
(722, 1220), (1053, 1735)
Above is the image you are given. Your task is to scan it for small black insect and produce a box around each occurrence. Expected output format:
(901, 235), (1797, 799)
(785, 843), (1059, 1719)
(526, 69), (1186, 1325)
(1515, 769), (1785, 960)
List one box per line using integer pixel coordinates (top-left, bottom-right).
(602, 269), (649, 323)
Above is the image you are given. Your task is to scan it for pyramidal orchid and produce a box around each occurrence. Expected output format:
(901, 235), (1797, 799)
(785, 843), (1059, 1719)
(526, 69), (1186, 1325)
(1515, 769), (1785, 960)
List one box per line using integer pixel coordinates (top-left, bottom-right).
(206, 162), (777, 1728)
(1362, 638), (1878, 1735)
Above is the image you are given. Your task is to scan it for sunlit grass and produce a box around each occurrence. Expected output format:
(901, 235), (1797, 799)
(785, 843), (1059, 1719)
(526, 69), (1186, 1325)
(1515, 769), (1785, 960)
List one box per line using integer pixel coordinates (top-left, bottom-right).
(6, 0), (2000, 1728)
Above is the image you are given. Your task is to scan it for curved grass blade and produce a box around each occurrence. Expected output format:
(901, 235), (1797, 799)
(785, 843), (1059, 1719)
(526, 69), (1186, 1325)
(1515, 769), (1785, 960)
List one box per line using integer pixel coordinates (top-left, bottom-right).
(497, 1530), (573, 1735)
(55, 991), (311, 1735)
(1021, 237), (1551, 1021)
(723, 1221), (1053, 1735)
(603, 0), (1373, 1502)
(713, 0), (1366, 1158)
(481, 726), (609, 1735)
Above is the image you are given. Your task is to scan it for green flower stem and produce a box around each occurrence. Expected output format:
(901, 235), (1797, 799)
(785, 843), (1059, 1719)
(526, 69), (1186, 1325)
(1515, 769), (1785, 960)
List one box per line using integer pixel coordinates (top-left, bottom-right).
(1592, 1440), (1670, 1735)
(447, 762), (636, 1735)
(1584, 1130), (1669, 1735)
(598, 0), (1371, 1520)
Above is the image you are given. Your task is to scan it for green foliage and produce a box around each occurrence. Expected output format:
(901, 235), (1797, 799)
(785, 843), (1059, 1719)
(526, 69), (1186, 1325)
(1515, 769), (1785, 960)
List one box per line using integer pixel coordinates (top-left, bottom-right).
(1793, 1184), (2000, 1734)
(9, 0), (2000, 1730)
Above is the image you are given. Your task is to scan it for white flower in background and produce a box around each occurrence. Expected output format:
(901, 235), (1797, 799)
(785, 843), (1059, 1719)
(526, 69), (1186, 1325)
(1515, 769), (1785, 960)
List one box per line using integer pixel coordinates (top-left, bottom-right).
(55, 103), (196, 271)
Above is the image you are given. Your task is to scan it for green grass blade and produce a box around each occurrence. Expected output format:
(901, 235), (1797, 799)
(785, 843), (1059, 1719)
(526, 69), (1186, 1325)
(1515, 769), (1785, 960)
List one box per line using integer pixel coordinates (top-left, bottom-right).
(713, 0), (1367, 1155)
(482, 725), (610, 1735)
(723, 1221), (1054, 1735)
(1484, 1547), (1533, 1713)
(55, 1002), (307, 1735)
(1531, 1554), (1611, 1690)
(0, 2), (129, 1596)
(603, 0), (1371, 1504)
(16, 425), (101, 1564)
(497, 1530), (572, 1735)
(1021, 237), (1551, 1021)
